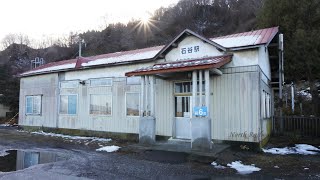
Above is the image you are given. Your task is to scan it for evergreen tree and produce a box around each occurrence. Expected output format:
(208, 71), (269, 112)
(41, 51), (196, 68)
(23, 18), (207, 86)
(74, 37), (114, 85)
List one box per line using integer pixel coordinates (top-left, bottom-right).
(0, 64), (19, 113)
(257, 0), (320, 115)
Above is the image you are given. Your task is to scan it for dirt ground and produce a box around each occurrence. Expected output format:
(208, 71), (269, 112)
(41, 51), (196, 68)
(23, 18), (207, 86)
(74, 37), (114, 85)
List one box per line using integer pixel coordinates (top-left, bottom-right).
(0, 126), (319, 179)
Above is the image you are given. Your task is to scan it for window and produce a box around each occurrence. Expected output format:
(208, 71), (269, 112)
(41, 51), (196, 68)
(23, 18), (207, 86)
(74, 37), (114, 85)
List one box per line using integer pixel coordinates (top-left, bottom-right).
(90, 78), (112, 87)
(90, 94), (112, 115)
(26, 95), (42, 115)
(175, 82), (191, 93)
(126, 77), (141, 85)
(174, 81), (205, 94)
(175, 96), (190, 117)
(60, 81), (78, 88)
(261, 91), (271, 118)
(126, 92), (140, 116)
(60, 95), (77, 115)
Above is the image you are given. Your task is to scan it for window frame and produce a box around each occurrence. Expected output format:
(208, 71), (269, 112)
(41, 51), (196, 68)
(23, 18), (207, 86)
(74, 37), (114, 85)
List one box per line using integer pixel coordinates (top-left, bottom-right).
(126, 76), (141, 85)
(25, 95), (42, 116)
(89, 78), (113, 87)
(125, 92), (140, 117)
(60, 80), (79, 89)
(59, 94), (78, 115)
(174, 80), (205, 95)
(89, 93), (113, 116)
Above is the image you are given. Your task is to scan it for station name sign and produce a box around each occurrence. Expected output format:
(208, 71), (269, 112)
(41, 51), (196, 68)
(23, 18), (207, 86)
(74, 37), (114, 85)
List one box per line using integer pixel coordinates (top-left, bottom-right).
(180, 45), (200, 55)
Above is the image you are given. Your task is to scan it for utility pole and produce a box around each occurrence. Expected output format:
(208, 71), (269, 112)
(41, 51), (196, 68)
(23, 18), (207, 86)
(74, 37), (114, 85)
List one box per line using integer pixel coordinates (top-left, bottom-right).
(78, 39), (86, 57)
(291, 82), (294, 113)
(279, 34), (284, 133)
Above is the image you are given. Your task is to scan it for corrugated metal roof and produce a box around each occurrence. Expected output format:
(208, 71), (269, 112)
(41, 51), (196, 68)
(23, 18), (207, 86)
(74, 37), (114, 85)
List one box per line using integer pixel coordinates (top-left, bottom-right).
(125, 54), (232, 76)
(21, 27), (278, 77)
(21, 46), (163, 76)
(210, 27), (279, 48)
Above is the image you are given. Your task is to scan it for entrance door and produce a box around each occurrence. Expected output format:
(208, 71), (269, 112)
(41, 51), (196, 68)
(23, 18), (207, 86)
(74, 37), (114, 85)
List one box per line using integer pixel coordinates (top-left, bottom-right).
(175, 96), (192, 139)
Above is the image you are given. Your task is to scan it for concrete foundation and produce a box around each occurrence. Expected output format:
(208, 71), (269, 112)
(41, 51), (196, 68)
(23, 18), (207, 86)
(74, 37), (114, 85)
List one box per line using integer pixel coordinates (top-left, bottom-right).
(191, 117), (212, 151)
(139, 116), (156, 145)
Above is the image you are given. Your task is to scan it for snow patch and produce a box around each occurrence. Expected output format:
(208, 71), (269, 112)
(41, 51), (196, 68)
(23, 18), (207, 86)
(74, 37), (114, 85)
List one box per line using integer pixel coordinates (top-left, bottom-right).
(82, 50), (160, 67)
(227, 161), (261, 175)
(212, 35), (261, 48)
(262, 144), (320, 155)
(96, 145), (120, 152)
(211, 161), (226, 169)
(31, 131), (111, 142)
(0, 151), (9, 157)
(22, 63), (75, 75)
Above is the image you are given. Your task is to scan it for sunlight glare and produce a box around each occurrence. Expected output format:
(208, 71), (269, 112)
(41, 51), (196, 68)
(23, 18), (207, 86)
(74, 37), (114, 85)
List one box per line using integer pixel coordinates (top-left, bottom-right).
(140, 14), (151, 25)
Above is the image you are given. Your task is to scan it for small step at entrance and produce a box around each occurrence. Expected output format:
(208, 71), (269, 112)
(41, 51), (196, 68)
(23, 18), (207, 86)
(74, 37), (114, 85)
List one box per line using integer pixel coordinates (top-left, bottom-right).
(124, 138), (230, 161)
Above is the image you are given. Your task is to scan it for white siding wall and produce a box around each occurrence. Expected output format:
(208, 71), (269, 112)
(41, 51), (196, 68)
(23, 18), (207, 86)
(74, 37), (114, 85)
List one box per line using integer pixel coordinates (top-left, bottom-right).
(211, 66), (260, 142)
(155, 79), (174, 136)
(64, 62), (155, 80)
(165, 36), (223, 62)
(224, 49), (259, 68)
(19, 73), (59, 127)
(258, 46), (271, 82)
(57, 77), (140, 134)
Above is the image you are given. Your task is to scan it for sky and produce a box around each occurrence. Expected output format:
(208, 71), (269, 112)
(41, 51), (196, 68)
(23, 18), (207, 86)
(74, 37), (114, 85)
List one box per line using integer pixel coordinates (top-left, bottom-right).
(0, 0), (178, 47)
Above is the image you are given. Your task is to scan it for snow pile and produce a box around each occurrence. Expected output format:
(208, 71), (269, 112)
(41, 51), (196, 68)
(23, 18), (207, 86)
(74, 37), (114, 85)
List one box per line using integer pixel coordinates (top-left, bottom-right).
(0, 124), (10, 127)
(96, 145), (120, 152)
(297, 89), (312, 100)
(31, 131), (111, 142)
(227, 161), (261, 175)
(262, 144), (320, 155)
(211, 161), (226, 169)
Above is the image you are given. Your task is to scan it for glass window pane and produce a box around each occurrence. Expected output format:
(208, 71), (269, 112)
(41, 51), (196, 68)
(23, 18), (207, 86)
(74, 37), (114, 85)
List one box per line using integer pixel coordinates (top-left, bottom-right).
(90, 94), (112, 115)
(126, 93), (139, 116)
(33, 96), (41, 114)
(68, 95), (77, 114)
(175, 96), (190, 117)
(26, 96), (33, 114)
(60, 95), (68, 114)
(90, 78), (112, 86)
(182, 82), (191, 93)
(61, 81), (78, 88)
(126, 77), (141, 85)
(175, 83), (183, 93)
(175, 97), (182, 117)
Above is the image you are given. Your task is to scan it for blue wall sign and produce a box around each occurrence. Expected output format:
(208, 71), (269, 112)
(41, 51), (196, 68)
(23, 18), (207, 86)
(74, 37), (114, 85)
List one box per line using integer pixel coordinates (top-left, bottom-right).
(193, 106), (208, 117)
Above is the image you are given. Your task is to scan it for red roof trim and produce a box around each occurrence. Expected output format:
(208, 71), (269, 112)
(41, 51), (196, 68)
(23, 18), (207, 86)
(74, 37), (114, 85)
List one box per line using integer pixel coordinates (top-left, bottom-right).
(125, 54), (232, 77)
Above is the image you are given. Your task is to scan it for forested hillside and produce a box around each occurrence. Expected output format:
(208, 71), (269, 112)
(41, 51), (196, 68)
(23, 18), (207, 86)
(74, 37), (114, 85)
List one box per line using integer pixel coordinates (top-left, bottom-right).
(0, 0), (319, 116)
(0, 0), (262, 112)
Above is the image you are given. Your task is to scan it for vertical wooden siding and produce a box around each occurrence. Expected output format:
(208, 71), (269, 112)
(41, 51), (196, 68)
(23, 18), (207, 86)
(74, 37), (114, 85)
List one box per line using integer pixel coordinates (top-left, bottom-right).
(58, 77), (140, 134)
(211, 66), (260, 142)
(19, 74), (59, 128)
(155, 79), (174, 136)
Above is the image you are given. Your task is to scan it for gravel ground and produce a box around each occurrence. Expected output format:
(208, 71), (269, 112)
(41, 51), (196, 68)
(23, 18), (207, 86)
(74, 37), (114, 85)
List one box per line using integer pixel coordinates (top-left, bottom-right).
(0, 126), (319, 179)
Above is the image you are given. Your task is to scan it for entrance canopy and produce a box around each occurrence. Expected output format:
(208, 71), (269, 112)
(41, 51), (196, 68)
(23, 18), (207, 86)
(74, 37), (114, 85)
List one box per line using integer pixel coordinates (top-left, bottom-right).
(125, 54), (232, 77)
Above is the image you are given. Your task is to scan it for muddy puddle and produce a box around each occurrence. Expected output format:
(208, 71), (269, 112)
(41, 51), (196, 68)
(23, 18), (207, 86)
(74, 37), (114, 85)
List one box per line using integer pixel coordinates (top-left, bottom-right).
(0, 150), (67, 172)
